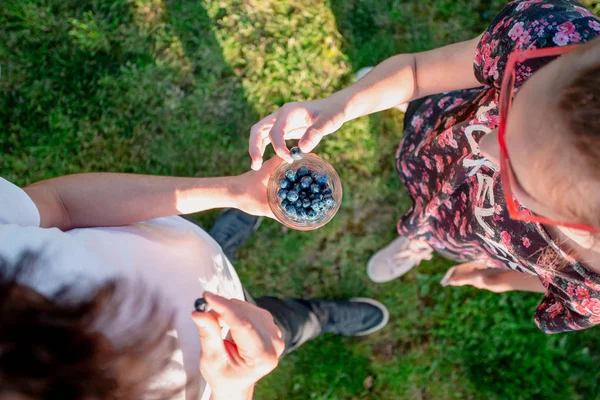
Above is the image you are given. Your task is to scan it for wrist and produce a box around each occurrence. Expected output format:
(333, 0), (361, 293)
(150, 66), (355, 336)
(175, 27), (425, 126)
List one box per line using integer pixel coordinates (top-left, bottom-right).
(226, 175), (244, 209)
(325, 89), (355, 123)
(175, 176), (238, 214)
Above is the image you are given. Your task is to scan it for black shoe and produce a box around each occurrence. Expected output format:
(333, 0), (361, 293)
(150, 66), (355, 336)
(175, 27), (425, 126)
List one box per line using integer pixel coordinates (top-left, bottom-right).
(309, 298), (389, 336)
(208, 209), (262, 262)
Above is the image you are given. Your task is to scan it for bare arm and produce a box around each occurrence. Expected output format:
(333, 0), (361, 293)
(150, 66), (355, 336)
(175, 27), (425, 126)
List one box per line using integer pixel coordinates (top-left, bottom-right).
(485, 270), (547, 293)
(337, 35), (483, 121)
(249, 35), (483, 166)
(24, 157), (282, 231)
(445, 263), (547, 293)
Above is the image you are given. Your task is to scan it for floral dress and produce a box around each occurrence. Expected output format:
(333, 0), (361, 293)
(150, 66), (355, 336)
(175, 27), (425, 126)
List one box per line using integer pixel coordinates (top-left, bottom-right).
(396, 0), (600, 333)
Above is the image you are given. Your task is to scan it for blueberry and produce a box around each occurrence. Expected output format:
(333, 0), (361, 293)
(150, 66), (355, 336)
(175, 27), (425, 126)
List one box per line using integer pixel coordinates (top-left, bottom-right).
(285, 204), (297, 216)
(292, 183), (301, 192)
(300, 175), (313, 189)
(299, 190), (308, 199)
(287, 190), (299, 202)
(279, 178), (290, 189)
(316, 174), (328, 185)
(194, 298), (209, 312)
(307, 209), (318, 219)
(290, 147), (303, 160)
(316, 199), (328, 210)
(297, 207), (307, 219)
(294, 200), (302, 208)
(310, 183), (320, 193)
(281, 199), (289, 208)
(285, 169), (297, 182)
(323, 195), (335, 207)
(277, 188), (288, 200)
(297, 166), (310, 177)
(302, 198), (311, 208)
(312, 193), (323, 201)
(322, 187), (332, 196)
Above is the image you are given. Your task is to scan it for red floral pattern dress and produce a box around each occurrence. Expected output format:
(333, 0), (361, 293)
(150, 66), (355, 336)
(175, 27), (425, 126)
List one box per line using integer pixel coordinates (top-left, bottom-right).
(396, 0), (600, 333)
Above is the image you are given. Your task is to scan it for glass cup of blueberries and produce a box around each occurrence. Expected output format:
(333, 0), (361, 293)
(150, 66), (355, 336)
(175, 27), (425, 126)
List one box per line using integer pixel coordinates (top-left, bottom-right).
(267, 147), (342, 230)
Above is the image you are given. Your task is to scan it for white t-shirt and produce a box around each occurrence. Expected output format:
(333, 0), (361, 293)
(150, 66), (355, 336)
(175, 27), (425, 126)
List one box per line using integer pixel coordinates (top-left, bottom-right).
(0, 177), (245, 400)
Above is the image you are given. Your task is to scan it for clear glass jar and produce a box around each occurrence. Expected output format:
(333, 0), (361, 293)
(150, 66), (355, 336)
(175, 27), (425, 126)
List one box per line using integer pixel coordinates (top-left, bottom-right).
(267, 153), (342, 231)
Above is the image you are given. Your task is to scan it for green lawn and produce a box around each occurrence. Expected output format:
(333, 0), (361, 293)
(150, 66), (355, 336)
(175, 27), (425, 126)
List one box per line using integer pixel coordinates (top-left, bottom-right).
(2, 1), (600, 399)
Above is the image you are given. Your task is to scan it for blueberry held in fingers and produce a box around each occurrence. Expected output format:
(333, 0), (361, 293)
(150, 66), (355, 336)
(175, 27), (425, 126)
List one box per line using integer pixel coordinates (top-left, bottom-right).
(194, 298), (209, 312)
(290, 146), (303, 160)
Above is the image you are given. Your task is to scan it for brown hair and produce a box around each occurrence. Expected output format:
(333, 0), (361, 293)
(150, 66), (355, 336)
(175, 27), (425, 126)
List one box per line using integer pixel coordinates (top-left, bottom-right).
(557, 39), (600, 230)
(0, 251), (184, 400)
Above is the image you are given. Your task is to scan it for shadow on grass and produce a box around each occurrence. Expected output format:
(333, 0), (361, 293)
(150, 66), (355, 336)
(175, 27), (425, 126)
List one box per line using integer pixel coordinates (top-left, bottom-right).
(1, 0), (258, 182)
(160, 0), (259, 178)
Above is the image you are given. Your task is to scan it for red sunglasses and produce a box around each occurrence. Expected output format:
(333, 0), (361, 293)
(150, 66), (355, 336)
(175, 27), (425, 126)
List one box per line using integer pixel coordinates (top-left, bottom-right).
(498, 44), (599, 233)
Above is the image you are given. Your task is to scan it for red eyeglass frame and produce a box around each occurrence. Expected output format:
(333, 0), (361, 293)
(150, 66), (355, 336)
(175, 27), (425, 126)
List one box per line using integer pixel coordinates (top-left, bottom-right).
(498, 44), (599, 233)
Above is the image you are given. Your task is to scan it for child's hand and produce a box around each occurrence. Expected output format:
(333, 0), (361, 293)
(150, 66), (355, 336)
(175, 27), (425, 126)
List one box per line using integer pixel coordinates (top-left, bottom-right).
(248, 98), (347, 169)
(441, 262), (506, 293)
(231, 156), (283, 219)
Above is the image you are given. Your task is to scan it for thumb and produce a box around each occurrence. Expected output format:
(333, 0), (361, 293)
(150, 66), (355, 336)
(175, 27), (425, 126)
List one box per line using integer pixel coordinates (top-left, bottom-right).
(298, 114), (339, 153)
(192, 311), (226, 361)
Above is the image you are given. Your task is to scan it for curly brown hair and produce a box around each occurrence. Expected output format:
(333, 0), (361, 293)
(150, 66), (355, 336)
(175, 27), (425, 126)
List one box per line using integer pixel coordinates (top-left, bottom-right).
(0, 251), (185, 400)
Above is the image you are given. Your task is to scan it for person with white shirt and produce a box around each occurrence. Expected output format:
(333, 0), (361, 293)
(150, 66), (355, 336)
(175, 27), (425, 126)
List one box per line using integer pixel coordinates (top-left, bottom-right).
(0, 155), (388, 400)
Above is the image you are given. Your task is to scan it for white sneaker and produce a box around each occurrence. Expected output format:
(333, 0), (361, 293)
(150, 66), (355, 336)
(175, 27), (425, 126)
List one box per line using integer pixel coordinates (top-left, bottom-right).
(355, 67), (373, 81)
(355, 67), (408, 112)
(367, 236), (433, 283)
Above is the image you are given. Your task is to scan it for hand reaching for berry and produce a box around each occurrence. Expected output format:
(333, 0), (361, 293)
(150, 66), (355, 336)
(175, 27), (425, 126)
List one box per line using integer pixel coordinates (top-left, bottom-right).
(192, 292), (285, 400)
(248, 98), (347, 169)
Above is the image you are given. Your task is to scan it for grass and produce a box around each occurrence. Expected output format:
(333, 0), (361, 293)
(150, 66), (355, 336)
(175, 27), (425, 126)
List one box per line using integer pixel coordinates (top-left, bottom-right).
(2, 0), (600, 399)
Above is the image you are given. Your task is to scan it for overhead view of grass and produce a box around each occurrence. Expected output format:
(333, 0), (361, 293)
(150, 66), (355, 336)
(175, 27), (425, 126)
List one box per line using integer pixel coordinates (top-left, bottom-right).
(2, 0), (600, 399)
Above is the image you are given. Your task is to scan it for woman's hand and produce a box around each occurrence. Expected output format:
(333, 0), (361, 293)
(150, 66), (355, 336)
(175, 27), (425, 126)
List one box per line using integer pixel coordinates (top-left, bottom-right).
(440, 262), (507, 293)
(230, 156), (284, 219)
(192, 292), (285, 400)
(441, 263), (546, 293)
(248, 97), (347, 169)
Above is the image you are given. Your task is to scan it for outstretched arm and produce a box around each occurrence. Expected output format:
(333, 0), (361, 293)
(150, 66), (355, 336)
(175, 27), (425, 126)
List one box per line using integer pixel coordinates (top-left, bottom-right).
(249, 35), (482, 167)
(24, 157), (282, 231)
(443, 263), (547, 293)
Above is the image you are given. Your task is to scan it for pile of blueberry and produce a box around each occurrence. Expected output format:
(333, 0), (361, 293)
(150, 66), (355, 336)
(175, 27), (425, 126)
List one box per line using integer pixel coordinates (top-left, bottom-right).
(277, 165), (335, 221)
